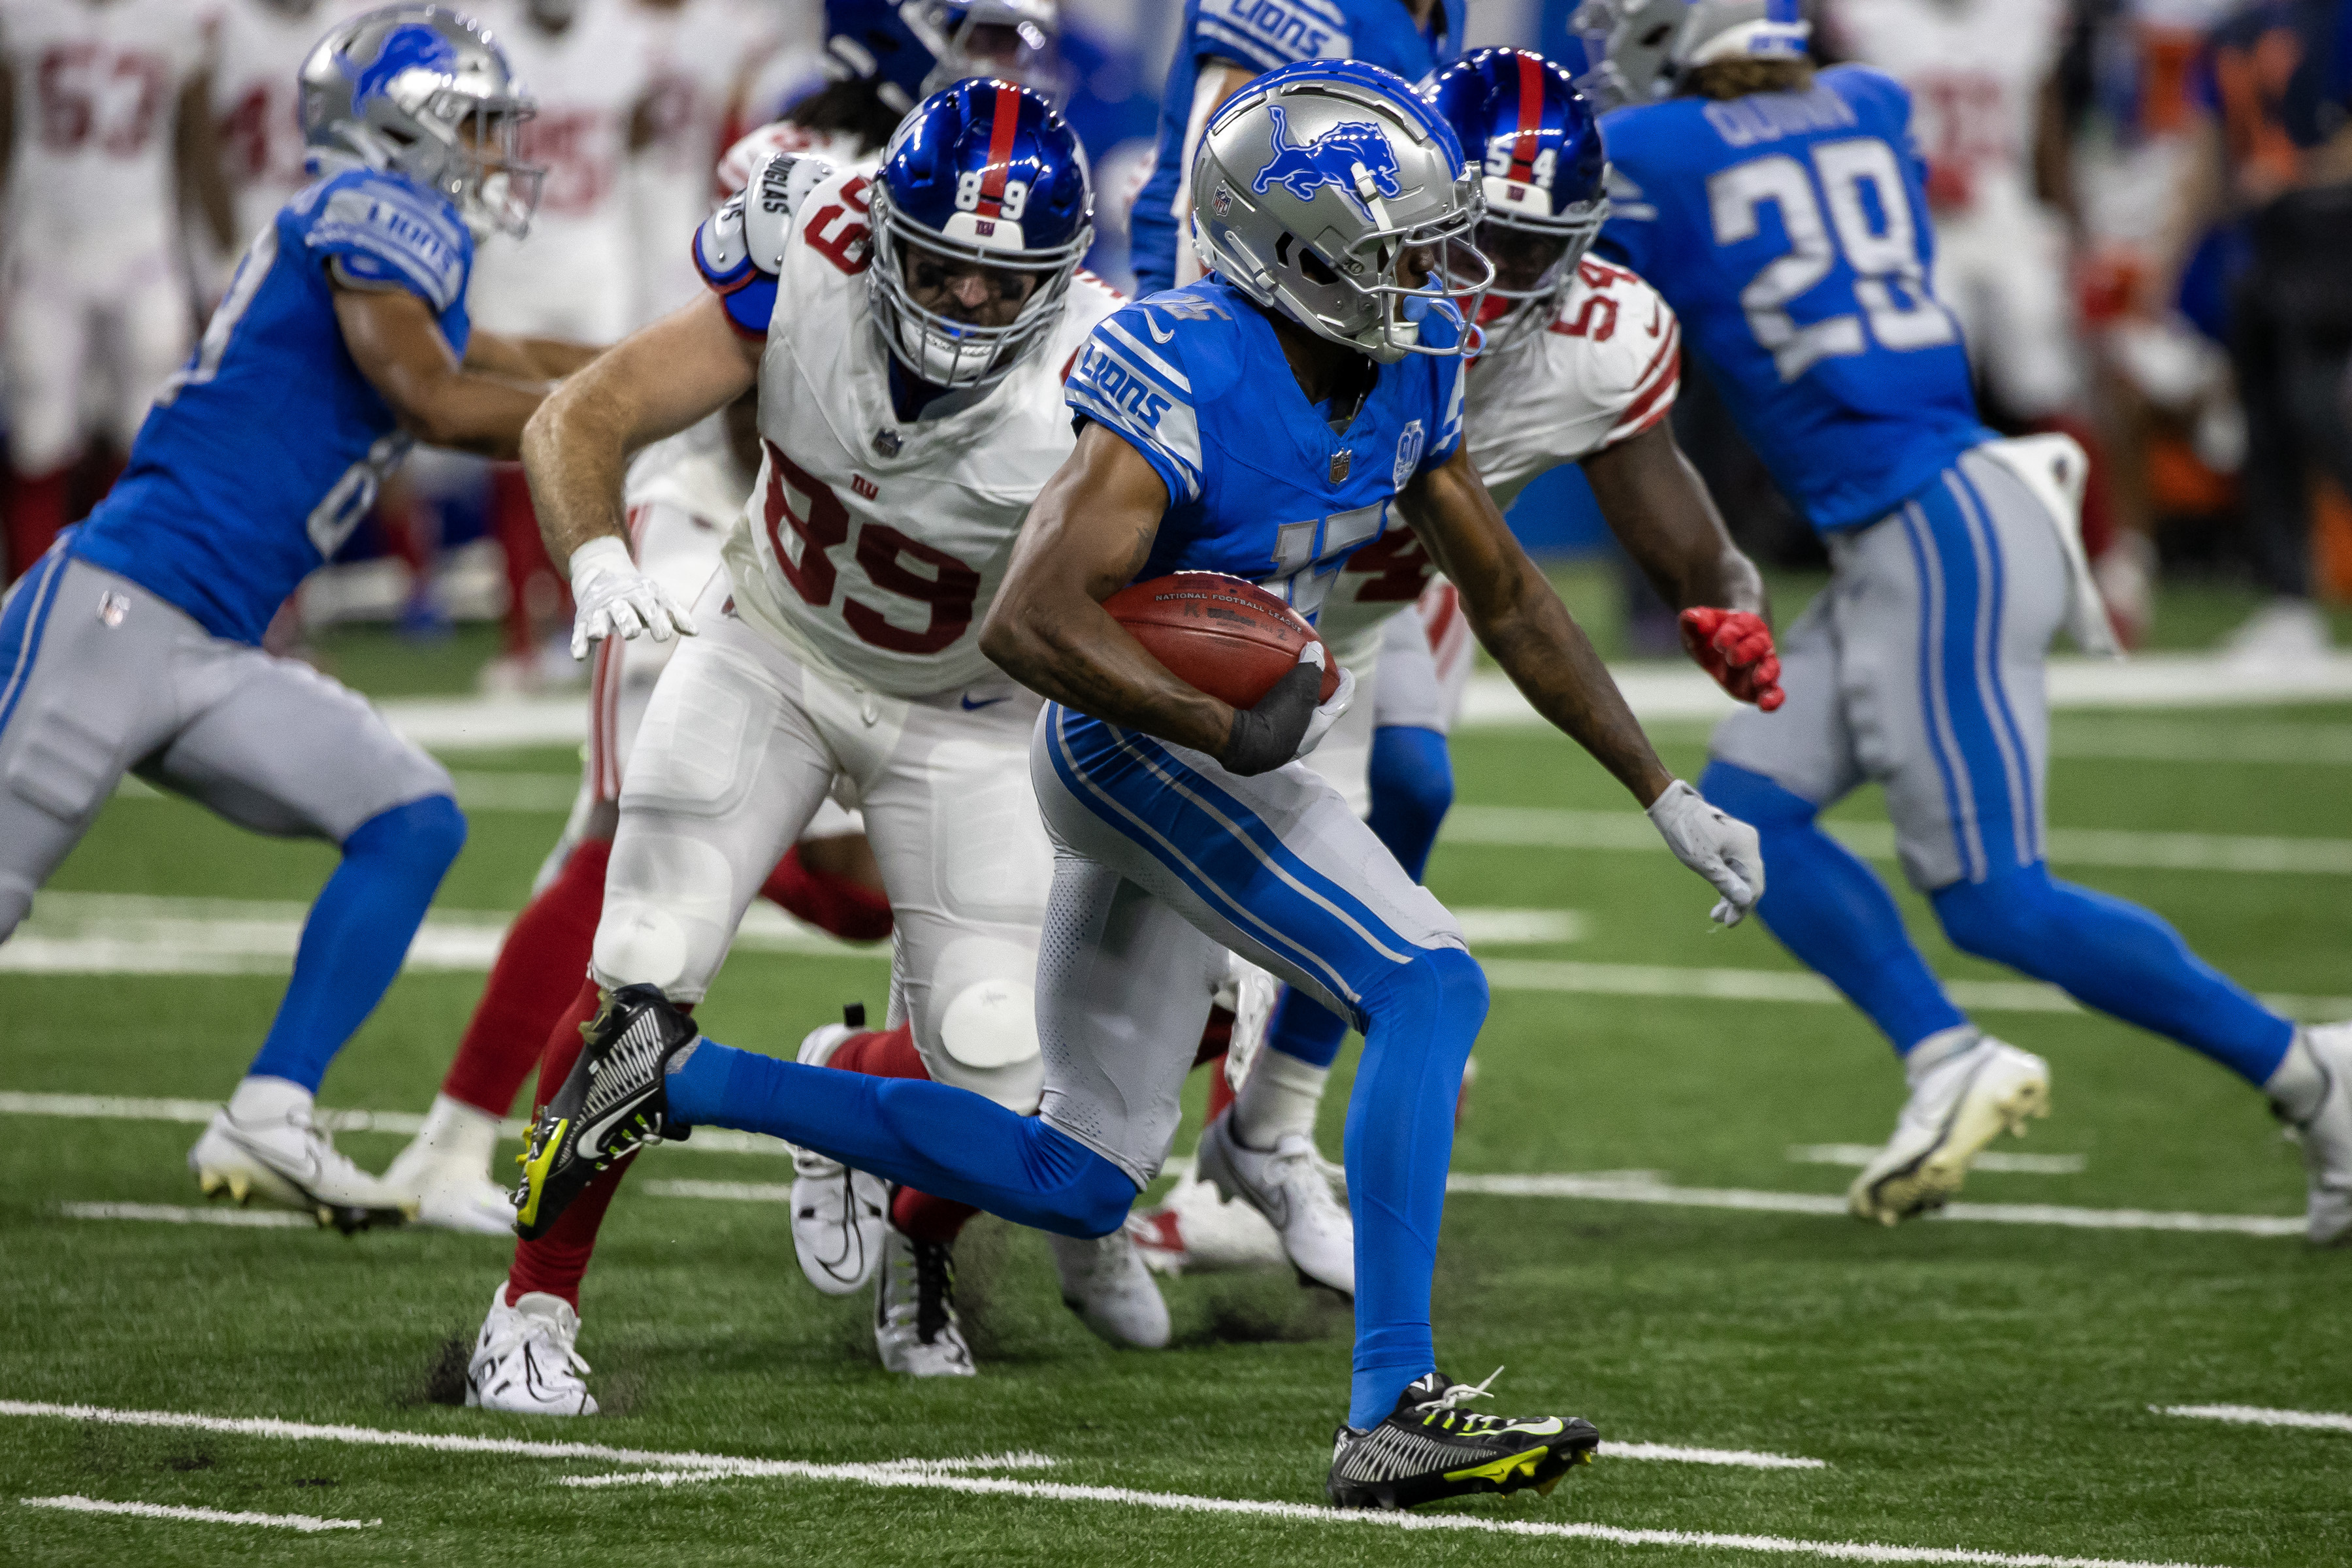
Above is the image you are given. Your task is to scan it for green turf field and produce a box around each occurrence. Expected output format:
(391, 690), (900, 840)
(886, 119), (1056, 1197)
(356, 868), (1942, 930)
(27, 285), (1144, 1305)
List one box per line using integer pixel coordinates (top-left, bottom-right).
(3, 598), (2350, 1567)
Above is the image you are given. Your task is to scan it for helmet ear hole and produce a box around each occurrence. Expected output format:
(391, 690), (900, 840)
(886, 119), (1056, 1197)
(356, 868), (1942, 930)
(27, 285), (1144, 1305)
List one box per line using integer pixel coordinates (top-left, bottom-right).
(1297, 247), (1339, 286)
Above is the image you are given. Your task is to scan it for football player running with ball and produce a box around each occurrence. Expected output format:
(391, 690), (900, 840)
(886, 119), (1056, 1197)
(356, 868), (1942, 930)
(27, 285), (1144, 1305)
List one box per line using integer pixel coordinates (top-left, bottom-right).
(1579, 0), (2352, 1238)
(1145, 46), (1784, 1292)
(0, 7), (597, 1228)
(515, 61), (1764, 1506)
(463, 82), (1160, 1414)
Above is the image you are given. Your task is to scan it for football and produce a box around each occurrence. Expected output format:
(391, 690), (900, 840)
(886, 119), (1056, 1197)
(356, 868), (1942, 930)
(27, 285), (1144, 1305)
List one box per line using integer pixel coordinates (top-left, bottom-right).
(1104, 572), (1342, 708)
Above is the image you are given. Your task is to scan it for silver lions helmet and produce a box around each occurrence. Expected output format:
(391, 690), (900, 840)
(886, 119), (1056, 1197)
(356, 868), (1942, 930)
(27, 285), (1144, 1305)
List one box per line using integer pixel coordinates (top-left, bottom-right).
(1571, 0), (1810, 108)
(299, 6), (544, 239)
(1189, 59), (1491, 365)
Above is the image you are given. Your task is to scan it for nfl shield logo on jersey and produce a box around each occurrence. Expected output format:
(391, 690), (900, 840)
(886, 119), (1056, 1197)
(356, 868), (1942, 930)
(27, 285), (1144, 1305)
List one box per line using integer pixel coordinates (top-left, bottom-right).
(1393, 420), (1425, 487)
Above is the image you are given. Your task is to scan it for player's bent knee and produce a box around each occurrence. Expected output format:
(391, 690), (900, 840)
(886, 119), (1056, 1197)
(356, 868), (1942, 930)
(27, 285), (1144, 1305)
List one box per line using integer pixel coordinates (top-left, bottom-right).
(933, 978), (1044, 1114)
(1929, 863), (2066, 968)
(1024, 1124), (1141, 1239)
(1699, 760), (1818, 829)
(1363, 943), (1490, 1051)
(346, 793), (467, 871)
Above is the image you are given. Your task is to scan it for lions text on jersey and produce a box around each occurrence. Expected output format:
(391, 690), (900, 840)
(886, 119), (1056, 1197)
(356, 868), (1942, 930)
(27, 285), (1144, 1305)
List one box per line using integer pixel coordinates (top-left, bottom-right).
(72, 166), (472, 645)
(1597, 65), (1988, 532)
(1064, 278), (1465, 622)
(1128, 0), (1456, 297)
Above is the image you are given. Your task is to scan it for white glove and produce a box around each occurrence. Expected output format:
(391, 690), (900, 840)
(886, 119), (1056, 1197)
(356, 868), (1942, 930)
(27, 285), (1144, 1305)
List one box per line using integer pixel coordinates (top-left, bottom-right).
(566, 534), (696, 660)
(1646, 779), (1765, 926)
(1294, 643), (1356, 761)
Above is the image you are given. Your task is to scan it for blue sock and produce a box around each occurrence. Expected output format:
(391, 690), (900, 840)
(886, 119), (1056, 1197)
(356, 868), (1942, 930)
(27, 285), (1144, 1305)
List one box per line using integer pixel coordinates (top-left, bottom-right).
(1264, 726), (1456, 1073)
(664, 1039), (1139, 1237)
(1367, 725), (1452, 883)
(1933, 862), (2294, 1084)
(245, 795), (466, 1093)
(1345, 945), (1488, 1428)
(1700, 761), (1968, 1054)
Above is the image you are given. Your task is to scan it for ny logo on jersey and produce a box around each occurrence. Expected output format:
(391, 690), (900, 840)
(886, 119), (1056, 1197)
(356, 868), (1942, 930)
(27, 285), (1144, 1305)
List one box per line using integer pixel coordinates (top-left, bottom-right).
(1252, 106), (1401, 221)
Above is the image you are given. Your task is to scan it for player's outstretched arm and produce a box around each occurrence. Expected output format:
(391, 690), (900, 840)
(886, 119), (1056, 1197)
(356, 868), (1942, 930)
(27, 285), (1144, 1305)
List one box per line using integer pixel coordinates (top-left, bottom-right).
(462, 333), (606, 382)
(332, 280), (554, 459)
(521, 293), (761, 655)
(981, 423), (1239, 757)
(1580, 421), (1783, 710)
(1401, 443), (1763, 920)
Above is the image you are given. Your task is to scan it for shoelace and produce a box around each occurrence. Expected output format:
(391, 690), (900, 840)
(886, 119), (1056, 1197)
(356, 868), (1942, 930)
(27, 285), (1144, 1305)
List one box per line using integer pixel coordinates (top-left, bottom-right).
(489, 1314), (591, 1377)
(911, 1241), (956, 1344)
(1413, 1367), (1509, 1433)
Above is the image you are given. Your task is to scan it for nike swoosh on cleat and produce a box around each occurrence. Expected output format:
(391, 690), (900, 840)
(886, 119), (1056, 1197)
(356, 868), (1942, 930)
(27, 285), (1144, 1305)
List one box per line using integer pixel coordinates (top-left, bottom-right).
(960, 694), (1009, 711)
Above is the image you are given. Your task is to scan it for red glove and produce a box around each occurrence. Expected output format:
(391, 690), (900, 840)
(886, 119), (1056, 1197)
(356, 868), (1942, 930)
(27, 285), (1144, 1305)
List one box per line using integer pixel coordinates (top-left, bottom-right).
(1680, 607), (1784, 712)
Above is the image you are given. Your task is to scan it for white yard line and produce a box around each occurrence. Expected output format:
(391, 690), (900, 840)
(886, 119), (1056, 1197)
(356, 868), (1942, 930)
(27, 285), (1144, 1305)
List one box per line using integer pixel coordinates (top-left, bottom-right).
(7, 1400), (2223, 1566)
(2155, 1405), (2352, 1434)
(57, 1203), (315, 1230)
(1443, 1173), (2304, 1237)
(20, 1495), (377, 1531)
(1603, 1443), (1824, 1470)
(1441, 805), (2352, 877)
(1788, 1145), (2088, 1175)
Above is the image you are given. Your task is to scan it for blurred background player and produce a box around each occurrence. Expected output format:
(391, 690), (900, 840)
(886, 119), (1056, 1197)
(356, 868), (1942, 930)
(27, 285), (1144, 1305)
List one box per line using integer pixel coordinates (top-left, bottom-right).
(1822, 0), (2131, 638)
(1583, 0), (2352, 1241)
(1126, 0), (1456, 299)
(465, 84), (1166, 1415)
(0, 5), (600, 1226)
(466, 0), (661, 692)
(1135, 47), (1787, 1282)
(210, 0), (372, 262)
(2138, 0), (2352, 661)
(0, 0), (234, 581)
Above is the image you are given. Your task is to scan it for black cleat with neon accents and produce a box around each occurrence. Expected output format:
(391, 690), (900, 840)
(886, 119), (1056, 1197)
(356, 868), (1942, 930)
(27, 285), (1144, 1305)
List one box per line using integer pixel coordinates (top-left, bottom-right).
(511, 985), (700, 1241)
(1326, 1371), (1599, 1510)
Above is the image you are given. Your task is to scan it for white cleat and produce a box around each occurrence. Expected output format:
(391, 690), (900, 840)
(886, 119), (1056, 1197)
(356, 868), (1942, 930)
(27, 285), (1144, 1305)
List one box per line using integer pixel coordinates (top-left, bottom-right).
(788, 1021), (890, 1295)
(1125, 1172), (1288, 1277)
(188, 1078), (414, 1235)
(382, 1094), (515, 1237)
(874, 1227), (975, 1377)
(1847, 1033), (2052, 1226)
(465, 1282), (597, 1415)
(2272, 1023), (2352, 1247)
(1047, 1229), (1171, 1349)
(1193, 1109), (1354, 1296)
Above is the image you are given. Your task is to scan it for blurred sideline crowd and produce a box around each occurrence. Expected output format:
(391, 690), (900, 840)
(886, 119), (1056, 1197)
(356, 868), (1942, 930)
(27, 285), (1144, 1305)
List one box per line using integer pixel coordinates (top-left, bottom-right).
(0, 0), (2345, 681)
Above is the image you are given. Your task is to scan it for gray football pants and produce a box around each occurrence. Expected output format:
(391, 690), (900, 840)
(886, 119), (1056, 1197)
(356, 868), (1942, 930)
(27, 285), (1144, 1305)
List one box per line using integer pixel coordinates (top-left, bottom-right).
(0, 553), (453, 937)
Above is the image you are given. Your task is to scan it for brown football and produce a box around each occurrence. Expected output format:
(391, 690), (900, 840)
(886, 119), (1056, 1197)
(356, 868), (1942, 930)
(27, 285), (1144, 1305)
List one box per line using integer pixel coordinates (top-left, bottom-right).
(1104, 572), (1341, 709)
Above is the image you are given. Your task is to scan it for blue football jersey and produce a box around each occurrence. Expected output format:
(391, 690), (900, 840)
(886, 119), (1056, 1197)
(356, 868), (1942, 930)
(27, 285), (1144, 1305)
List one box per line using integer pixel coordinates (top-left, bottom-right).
(1595, 65), (1991, 532)
(72, 167), (474, 644)
(1065, 278), (1465, 620)
(1129, 0), (1456, 297)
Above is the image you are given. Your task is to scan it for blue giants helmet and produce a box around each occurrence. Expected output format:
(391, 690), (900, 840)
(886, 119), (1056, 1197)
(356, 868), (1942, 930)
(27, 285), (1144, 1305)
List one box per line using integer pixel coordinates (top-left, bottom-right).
(868, 78), (1093, 389)
(823, 1), (1068, 116)
(1425, 49), (1609, 354)
(1190, 59), (1489, 365)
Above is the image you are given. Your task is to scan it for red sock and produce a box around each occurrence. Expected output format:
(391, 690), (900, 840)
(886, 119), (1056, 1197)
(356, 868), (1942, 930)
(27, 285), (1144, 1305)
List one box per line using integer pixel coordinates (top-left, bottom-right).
(6, 466), (69, 580)
(829, 1023), (924, 1079)
(1194, 1006), (1236, 1123)
(819, 1024), (978, 1241)
(491, 465), (556, 658)
(441, 840), (611, 1118)
(761, 845), (893, 942)
(504, 980), (690, 1310)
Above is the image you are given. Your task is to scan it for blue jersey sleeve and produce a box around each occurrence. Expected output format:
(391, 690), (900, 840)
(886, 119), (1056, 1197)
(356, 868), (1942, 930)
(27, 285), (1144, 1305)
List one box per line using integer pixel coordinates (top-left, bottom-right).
(299, 172), (472, 313)
(1066, 301), (1225, 510)
(1593, 110), (1663, 278)
(1192, 0), (1358, 74)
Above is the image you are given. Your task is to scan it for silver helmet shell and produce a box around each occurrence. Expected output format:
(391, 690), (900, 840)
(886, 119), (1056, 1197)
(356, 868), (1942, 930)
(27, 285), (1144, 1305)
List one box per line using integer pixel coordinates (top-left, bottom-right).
(299, 6), (544, 239)
(1189, 60), (1490, 365)
(1572, 0), (1811, 108)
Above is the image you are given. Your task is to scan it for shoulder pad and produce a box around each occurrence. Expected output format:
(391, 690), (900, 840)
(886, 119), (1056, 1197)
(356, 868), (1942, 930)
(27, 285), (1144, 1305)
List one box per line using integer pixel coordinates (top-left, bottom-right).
(698, 150), (836, 285)
(304, 170), (471, 314)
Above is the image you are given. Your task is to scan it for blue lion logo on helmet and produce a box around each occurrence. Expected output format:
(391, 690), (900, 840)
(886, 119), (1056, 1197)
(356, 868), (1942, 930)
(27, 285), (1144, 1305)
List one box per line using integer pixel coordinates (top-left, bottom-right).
(344, 22), (459, 109)
(1251, 105), (1403, 220)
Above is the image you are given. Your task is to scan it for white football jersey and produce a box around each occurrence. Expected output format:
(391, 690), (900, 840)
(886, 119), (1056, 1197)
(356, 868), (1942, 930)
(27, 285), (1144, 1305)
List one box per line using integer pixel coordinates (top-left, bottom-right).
(212, 0), (368, 250)
(1823, 0), (2067, 213)
(710, 163), (1123, 698)
(0, 0), (213, 260)
(466, 0), (657, 340)
(1316, 260), (1682, 655)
